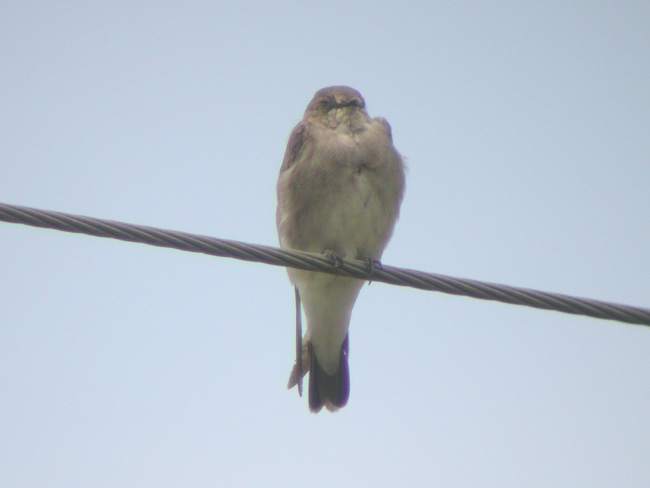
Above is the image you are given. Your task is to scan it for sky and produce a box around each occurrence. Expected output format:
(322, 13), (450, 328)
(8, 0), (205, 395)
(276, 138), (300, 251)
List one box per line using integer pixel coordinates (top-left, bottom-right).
(1, 2), (649, 487)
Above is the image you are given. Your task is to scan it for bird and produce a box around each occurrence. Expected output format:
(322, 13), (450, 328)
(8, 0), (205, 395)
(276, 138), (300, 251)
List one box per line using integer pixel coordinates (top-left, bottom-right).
(276, 86), (405, 412)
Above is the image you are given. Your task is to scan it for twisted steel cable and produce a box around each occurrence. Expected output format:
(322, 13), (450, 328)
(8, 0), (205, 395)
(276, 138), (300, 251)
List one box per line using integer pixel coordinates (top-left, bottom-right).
(1, 201), (649, 327)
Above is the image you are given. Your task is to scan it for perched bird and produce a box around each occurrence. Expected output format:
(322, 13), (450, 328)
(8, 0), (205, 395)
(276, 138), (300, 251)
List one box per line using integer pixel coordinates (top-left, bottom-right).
(276, 86), (405, 412)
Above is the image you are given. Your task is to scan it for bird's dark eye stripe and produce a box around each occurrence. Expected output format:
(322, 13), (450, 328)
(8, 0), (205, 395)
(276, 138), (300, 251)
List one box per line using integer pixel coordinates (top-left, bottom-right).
(344, 98), (362, 107)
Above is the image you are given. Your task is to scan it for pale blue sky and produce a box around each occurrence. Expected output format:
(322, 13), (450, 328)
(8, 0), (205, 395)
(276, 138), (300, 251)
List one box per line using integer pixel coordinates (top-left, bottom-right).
(2, 2), (649, 487)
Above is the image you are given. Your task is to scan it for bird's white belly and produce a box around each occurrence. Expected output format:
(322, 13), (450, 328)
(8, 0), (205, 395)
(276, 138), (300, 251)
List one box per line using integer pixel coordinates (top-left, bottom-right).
(324, 171), (384, 260)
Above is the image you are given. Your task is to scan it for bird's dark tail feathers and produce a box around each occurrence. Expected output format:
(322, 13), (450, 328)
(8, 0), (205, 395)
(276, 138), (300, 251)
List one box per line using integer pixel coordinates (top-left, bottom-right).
(308, 336), (349, 413)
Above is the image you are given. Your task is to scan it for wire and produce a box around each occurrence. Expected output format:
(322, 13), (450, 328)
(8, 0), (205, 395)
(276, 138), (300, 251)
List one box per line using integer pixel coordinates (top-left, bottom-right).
(1, 201), (649, 327)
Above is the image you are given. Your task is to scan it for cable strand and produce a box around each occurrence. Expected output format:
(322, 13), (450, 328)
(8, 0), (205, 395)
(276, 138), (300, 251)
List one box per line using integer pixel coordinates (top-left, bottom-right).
(1, 201), (648, 327)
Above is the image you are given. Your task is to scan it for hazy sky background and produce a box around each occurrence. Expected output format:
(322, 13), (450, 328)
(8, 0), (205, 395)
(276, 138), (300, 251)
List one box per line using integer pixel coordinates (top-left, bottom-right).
(2, 2), (649, 487)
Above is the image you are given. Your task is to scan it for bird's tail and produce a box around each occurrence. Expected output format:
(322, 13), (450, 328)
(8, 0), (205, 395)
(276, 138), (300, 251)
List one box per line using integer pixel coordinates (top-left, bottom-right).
(287, 335), (350, 413)
(308, 336), (350, 413)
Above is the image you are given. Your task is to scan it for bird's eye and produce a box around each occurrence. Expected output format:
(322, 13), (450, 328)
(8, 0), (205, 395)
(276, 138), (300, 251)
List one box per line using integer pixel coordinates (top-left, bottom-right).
(344, 97), (363, 108)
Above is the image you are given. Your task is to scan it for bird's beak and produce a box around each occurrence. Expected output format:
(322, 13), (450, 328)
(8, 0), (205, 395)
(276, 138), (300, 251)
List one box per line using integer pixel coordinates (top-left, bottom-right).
(334, 94), (348, 105)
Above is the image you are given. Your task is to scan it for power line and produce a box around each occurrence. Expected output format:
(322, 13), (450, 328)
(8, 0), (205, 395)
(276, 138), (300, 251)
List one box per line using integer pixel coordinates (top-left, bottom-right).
(1, 201), (649, 327)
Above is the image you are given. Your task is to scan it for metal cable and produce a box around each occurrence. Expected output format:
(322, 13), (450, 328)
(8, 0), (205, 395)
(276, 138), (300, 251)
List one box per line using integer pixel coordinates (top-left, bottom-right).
(1, 201), (649, 327)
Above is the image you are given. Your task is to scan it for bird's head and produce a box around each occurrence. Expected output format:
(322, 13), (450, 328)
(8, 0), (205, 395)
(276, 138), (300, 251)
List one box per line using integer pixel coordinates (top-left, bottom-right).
(304, 86), (367, 129)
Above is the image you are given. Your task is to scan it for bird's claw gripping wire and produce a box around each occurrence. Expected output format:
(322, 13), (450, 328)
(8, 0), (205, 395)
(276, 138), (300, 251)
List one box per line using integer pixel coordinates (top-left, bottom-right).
(323, 249), (344, 268)
(362, 257), (382, 284)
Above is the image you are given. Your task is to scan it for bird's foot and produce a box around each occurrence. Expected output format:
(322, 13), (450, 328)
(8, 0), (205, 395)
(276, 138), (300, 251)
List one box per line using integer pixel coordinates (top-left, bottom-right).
(363, 258), (382, 284)
(323, 249), (344, 268)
